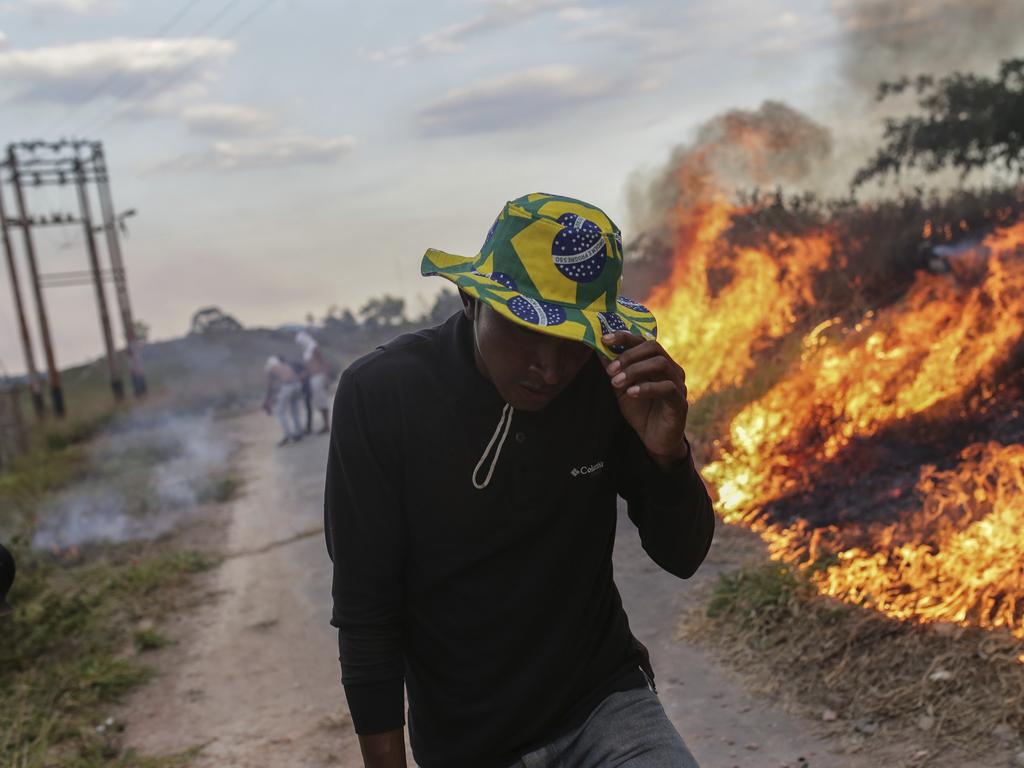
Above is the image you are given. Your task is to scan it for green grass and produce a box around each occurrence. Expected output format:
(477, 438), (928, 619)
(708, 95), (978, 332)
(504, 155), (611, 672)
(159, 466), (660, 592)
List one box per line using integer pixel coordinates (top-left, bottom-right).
(196, 469), (243, 505)
(132, 629), (170, 653)
(0, 547), (219, 768)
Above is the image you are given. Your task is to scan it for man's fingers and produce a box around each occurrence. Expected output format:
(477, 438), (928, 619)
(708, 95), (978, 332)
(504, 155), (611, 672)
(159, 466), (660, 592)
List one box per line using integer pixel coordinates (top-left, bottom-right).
(610, 355), (684, 394)
(604, 334), (668, 370)
(602, 330), (646, 353)
(604, 333), (686, 384)
(624, 380), (683, 401)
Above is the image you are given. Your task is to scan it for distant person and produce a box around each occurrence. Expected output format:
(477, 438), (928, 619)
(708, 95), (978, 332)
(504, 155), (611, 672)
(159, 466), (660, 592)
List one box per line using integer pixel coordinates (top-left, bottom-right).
(287, 356), (314, 434)
(263, 355), (304, 446)
(0, 542), (15, 616)
(325, 194), (714, 767)
(296, 331), (331, 433)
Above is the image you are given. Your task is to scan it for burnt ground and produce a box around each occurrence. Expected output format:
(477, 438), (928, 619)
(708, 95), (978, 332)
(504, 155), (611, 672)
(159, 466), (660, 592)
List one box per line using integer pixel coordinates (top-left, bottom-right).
(120, 409), (995, 768)
(758, 367), (1024, 545)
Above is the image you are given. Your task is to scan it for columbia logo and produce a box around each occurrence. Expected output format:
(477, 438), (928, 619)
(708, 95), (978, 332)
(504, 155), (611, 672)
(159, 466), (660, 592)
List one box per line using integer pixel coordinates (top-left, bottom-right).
(570, 461), (605, 478)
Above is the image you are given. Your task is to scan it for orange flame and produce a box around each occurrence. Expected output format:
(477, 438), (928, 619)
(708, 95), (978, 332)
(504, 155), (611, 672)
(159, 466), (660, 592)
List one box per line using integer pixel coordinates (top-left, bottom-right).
(646, 199), (831, 399)
(651, 207), (1024, 640)
(707, 223), (1024, 519)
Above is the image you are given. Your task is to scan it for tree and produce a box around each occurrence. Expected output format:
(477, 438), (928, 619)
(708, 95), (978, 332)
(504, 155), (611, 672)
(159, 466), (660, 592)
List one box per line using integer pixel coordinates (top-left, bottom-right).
(854, 57), (1024, 186)
(323, 306), (359, 333)
(132, 319), (150, 345)
(359, 294), (407, 328)
(189, 306), (243, 335)
(422, 289), (463, 325)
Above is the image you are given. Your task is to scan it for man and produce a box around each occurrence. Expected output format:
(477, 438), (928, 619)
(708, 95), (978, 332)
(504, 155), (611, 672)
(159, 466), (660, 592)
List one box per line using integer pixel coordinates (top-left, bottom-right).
(297, 331), (332, 433)
(263, 355), (304, 446)
(325, 194), (714, 767)
(287, 354), (314, 434)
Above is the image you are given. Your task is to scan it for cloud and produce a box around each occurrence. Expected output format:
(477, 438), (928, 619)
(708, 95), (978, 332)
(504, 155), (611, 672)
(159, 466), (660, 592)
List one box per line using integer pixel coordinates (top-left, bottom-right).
(0, 30), (7, 50)
(557, 5), (695, 60)
(182, 103), (273, 136)
(4, 0), (119, 14)
(159, 135), (356, 172)
(417, 65), (619, 136)
(368, 0), (569, 65)
(750, 12), (836, 55)
(0, 37), (234, 104)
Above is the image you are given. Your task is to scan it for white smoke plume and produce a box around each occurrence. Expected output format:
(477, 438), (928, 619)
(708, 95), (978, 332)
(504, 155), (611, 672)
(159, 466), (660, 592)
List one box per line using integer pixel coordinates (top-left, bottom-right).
(32, 412), (234, 550)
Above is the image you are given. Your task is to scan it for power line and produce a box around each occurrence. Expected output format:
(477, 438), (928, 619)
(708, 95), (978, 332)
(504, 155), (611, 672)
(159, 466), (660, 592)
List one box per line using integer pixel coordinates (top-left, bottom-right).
(81, 0), (279, 138)
(42, 0), (207, 138)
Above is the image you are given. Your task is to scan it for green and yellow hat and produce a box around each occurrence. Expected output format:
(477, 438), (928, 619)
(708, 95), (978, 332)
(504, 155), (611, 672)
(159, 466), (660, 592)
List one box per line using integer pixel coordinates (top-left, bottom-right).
(421, 193), (657, 359)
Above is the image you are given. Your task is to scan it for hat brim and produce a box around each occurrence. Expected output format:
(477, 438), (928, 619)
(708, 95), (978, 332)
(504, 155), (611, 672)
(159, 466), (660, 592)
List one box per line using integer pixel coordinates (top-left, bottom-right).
(422, 249), (658, 360)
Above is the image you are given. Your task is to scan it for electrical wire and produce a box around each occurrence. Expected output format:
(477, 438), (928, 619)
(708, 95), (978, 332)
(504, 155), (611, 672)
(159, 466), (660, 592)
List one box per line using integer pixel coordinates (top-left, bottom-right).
(42, 0), (208, 138)
(81, 0), (279, 138)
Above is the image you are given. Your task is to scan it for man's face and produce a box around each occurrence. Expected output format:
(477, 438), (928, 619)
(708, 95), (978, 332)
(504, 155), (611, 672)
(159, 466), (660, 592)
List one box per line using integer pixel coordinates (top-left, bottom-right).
(466, 297), (593, 411)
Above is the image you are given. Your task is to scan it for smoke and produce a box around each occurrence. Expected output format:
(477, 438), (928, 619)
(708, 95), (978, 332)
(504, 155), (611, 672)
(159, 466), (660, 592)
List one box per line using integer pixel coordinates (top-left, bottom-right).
(623, 0), (1024, 297)
(835, 0), (1024, 98)
(32, 412), (234, 550)
(822, 0), (1024, 191)
(624, 100), (832, 298)
(629, 100), (831, 235)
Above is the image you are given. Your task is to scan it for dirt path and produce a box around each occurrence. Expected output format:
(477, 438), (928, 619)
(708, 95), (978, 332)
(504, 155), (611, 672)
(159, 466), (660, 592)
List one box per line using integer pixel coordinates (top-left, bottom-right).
(616, 518), (879, 768)
(124, 413), (364, 767)
(124, 411), (890, 767)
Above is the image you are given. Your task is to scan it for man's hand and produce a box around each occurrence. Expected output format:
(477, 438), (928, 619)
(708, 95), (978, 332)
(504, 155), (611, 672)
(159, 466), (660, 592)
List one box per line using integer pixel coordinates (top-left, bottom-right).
(358, 730), (407, 768)
(600, 331), (690, 470)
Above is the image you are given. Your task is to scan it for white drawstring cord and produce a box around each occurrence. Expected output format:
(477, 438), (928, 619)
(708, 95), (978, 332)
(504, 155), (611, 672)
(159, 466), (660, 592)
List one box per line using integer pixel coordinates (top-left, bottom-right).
(472, 402), (514, 490)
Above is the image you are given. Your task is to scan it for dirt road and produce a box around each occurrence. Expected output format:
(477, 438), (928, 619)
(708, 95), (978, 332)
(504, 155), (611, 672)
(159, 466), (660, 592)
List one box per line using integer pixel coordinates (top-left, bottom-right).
(125, 411), (880, 767)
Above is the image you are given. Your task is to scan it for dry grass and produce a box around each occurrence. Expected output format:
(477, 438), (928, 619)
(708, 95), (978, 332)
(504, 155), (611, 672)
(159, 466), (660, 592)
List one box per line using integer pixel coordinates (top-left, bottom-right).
(684, 563), (1024, 758)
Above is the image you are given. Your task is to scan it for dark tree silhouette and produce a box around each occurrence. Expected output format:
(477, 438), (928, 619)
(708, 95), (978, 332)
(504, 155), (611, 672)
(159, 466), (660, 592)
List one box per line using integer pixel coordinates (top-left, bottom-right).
(189, 306), (243, 335)
(854, 57), (1024, 186)
(359, 294), (407, 327)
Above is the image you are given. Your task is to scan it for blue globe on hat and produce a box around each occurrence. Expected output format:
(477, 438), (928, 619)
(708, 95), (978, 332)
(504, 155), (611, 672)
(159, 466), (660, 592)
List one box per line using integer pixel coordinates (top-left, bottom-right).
(551, 212), (607, 283)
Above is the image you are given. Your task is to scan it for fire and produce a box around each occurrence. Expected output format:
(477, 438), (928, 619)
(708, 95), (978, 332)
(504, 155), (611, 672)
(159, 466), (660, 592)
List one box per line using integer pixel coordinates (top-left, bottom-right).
(651, 206), (1024, 639)
(646, 198), (831, 399)
(814, 442), (1024, 634)
(705, 223), (1024, 521)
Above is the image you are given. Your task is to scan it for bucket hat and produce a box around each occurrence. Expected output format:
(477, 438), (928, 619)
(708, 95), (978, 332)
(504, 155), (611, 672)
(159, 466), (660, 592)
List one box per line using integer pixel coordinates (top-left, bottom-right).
(421, 193), (657, 358)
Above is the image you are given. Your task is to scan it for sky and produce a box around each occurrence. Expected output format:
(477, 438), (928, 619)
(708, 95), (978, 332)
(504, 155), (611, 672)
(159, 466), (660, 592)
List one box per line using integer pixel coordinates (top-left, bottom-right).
(0, 0), (843, 374)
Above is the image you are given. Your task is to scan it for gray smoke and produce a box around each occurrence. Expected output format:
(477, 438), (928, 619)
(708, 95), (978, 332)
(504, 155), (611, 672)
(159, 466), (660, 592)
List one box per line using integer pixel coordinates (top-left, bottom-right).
(624, 0), (1024, 298)
(835, 0), (1024, 98)
(624, 100), (833, 299)
(32, 412), (234, 551)
(824, 0), (1024, 192)
(628, 100), (832, 239)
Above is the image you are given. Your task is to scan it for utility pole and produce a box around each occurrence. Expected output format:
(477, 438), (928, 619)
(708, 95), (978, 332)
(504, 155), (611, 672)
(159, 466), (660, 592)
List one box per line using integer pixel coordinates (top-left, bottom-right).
(92, 144), (145, 396)
(6, 145), (64, 418)
(0, 170), (45, 418)
(1, 139), (142, 415)
(73, 157), (123, 402)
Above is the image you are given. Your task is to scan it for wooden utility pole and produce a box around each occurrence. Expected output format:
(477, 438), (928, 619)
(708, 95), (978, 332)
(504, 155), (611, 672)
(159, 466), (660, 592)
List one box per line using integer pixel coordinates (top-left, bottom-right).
(0, 139), (144, 416)
(92, 144), (145, 396)
(0, 171), (44, 418)
(73, 157), (123, 401)
(6, 145), (64, 417)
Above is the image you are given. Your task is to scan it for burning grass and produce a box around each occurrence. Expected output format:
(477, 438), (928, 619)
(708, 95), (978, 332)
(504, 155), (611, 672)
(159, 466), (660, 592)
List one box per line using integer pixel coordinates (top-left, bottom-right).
(685, 563), (1024, 756)
(633, 104), (1024, 757)
(698, 221), (1024, 638)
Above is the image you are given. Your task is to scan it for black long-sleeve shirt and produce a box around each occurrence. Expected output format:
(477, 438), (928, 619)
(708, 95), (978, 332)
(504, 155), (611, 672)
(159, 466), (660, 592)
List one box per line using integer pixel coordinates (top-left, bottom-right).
(324, 312), (715, 768)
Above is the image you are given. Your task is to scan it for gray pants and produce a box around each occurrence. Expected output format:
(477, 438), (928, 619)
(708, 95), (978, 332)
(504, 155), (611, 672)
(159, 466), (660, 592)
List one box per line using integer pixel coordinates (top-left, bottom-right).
(510, 687), (700, 767)
(275, 381), (303, 439)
